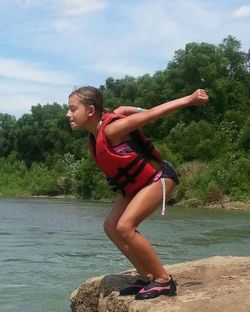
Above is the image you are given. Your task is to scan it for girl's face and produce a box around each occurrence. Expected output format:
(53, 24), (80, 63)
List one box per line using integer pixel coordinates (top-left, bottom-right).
(67, 95), (91, 130)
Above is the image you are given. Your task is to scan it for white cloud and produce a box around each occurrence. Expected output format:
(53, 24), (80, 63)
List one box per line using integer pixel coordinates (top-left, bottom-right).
(54, 0), (107, 16)
(232, 5), (250, 19)
(50, 0), (108, 36)
(0, 95), (41, 117)
(106, 0), (223, 63)
(52, 18), (83, 33)
(93, 61), (156, 78)
(20, 0), (42, 7)
(0, 79), (71, 117)
(0, 57), (75, 85)
(15, 0), (107, 15)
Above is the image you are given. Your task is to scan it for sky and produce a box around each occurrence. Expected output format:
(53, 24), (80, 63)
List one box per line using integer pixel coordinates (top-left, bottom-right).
(0, 0), (250, 117)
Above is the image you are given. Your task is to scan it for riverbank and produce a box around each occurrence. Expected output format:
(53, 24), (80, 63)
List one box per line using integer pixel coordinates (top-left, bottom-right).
(205, 200), (250, 211)
(70, 256), (250, 312)
(178, 196), (250, 211)
(1, 194), (250, 211)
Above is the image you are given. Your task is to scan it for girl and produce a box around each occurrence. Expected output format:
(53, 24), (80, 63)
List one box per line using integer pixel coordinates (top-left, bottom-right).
(67, 86), (208, 300)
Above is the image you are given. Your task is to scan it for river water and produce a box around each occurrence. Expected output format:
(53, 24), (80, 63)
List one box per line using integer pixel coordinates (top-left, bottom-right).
(1, 198), (250, 312)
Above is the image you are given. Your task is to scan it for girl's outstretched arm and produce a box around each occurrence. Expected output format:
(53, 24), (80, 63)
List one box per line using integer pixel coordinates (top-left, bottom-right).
(105, 89), (208, 141)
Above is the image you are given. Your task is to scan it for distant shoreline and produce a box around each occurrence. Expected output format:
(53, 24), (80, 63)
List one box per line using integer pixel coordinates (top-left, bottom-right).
(178, 198), (250, 211)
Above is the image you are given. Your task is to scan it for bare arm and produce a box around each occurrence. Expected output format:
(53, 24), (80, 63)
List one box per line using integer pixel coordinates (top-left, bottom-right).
(114, 106), (148, 115)
(105, 89), (208, 142)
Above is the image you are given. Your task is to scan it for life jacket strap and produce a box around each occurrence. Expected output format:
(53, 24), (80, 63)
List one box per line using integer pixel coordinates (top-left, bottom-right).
(118, 158), (148, 188)
(130, 131), (159, 161)
(107, 155), (149, 190)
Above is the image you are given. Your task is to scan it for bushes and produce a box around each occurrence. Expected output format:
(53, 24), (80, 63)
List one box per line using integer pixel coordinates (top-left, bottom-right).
(0, 157), (28, 195)
(0, 155), (77, 197)
(176, 161), (208, 203)
(176, 152), (250, 205)
(27, 163), (60, 196)
(0, 147), (249, 204)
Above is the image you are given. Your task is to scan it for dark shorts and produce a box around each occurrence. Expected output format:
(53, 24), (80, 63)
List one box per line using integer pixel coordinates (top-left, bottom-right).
(157, 160), (179, 185)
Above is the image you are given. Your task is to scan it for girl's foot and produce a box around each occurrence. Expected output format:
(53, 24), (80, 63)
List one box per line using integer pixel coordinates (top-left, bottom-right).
(119, 279), (149, 296)
(135, 275), (177, 300)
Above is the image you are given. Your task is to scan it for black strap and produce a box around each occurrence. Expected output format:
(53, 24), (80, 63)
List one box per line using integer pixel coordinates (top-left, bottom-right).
(118, 158), (148, 188)
(130, 131), (157, 161)
(113, 155), (142, 180)
(108, 155), (148, 189)
(89, 133), (96, 156)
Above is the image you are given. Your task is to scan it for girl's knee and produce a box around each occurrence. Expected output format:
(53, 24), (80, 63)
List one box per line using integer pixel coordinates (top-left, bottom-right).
(116, 221), (135, 241)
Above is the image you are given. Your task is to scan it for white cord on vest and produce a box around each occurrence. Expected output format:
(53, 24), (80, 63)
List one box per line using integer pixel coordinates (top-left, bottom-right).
(161, 178), (167, 215)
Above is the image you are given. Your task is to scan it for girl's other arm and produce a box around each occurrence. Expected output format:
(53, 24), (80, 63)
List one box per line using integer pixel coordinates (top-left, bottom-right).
(114, 106), (148, 115)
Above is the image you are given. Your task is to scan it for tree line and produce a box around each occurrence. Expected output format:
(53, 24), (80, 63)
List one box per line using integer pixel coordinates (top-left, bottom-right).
(0, 35), (249, 205)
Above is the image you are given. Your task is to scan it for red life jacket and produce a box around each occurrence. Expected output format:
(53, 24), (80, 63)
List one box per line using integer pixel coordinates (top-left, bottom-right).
(88, 113), (162, 196)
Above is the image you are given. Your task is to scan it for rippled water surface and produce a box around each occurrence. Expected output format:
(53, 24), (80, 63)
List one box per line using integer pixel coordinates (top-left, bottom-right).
(1, 198), (250, 312)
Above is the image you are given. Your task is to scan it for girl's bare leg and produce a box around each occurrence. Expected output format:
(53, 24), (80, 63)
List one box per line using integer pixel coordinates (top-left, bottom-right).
(118, 178), (176, 281)
(104, 178), (175, 281)
(104, 195), (150, 279)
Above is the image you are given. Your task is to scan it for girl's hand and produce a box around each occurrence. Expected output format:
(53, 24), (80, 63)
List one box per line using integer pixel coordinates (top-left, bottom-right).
(189, 89), (209, 106)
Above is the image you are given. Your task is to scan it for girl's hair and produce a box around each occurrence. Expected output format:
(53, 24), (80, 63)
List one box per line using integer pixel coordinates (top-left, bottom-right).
(69, 86), (104, 116)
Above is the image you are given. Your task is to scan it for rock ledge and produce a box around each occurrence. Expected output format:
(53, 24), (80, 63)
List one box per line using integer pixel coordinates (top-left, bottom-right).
(70, 256), (250, 312)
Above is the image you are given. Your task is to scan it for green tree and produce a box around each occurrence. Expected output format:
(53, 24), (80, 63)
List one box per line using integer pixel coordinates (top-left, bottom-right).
(0, 113), (16, 157)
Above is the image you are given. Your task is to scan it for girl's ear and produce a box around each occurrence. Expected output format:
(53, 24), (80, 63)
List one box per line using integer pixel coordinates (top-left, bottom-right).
(88, 105), (96, 116)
